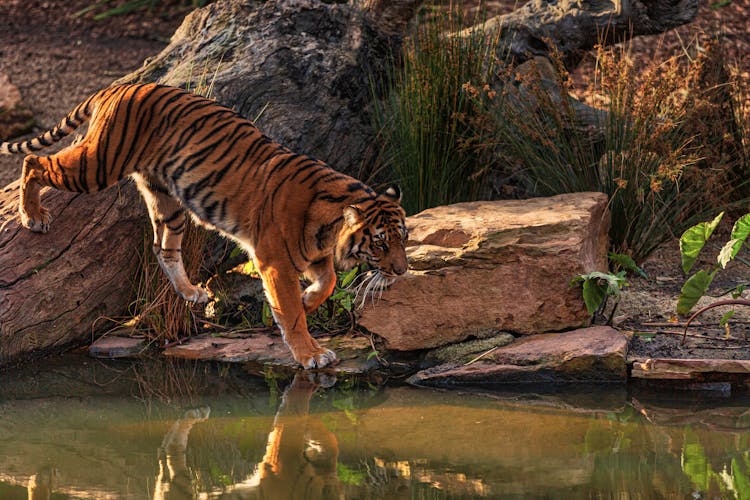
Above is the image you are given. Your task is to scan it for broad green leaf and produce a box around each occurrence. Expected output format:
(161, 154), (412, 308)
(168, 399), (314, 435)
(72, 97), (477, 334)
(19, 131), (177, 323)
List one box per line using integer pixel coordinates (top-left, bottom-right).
(732, 284), (746, 299)
(609, 252), (648, 279)
(676, 269), (716, 315)
(340, 293), (353, 312)
(582, 278), (607, 315)
(718, 238), (741, 269)
(730, 212), (750, 241)
(717, 213), (750, 268)
(679, 212), (724, 273)
(719, 310), (736, 327)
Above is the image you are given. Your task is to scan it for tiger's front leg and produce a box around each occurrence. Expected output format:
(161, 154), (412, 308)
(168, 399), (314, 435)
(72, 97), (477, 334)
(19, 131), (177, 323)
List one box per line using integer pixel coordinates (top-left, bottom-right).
(302, 256), (337, 314)
(257, 259), (337, 369)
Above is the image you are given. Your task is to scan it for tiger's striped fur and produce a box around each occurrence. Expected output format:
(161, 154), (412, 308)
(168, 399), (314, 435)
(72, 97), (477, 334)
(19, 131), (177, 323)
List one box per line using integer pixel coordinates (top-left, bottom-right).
(1, 83), (408, 369)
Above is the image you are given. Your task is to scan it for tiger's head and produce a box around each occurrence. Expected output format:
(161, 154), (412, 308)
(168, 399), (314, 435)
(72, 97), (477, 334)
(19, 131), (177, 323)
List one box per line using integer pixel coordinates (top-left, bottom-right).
(335, 185), (408, 280)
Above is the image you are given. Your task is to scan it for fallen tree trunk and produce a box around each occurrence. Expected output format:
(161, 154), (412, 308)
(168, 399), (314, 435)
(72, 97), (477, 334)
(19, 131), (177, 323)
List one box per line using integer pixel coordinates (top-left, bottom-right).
(0, 0), (699, 366)
(468, 0), (700, 71)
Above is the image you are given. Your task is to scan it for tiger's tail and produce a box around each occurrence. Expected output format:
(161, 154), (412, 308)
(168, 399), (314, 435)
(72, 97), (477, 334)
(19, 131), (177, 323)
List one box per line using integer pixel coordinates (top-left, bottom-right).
(0, 95), (95, 155)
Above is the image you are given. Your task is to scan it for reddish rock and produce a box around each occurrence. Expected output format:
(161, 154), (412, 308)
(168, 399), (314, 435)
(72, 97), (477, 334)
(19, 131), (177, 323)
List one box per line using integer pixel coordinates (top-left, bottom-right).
(0, 73), (34, 139)
(407, 326), (629, 386)
(358, 193), (610, 351)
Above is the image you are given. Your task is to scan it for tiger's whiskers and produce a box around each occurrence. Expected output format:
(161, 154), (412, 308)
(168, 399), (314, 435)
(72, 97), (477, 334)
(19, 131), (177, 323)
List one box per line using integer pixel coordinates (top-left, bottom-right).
(347, 270), (394, 310)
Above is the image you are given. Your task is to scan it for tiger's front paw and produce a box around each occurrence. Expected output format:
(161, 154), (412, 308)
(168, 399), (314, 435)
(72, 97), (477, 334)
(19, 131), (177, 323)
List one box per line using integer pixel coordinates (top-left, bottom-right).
(296, 347), (338, 370)
(178, 285), (209, 304)
(19, 206), (51, 233)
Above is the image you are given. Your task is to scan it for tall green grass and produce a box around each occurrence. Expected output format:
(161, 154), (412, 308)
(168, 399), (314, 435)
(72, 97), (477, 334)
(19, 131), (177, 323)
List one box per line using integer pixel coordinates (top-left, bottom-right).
(371, 8), (501, 215)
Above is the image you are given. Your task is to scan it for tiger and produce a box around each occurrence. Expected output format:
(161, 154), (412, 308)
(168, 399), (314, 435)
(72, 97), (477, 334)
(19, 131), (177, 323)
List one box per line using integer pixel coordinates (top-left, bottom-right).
(1, 83), (409, 369)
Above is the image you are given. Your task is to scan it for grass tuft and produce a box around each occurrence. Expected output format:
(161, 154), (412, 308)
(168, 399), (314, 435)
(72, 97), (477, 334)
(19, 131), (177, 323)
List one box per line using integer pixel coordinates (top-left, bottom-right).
(371, 6), (501, 215)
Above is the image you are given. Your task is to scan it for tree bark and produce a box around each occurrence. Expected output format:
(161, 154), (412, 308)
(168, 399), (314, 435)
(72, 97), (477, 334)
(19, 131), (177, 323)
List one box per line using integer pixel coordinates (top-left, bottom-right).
(0, 0), (698, 366)
(0, 182), (143, 365)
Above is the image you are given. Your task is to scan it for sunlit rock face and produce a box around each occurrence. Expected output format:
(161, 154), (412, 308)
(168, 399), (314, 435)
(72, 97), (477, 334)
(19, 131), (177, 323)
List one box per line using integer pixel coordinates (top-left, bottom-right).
(358, 192), (610, 351)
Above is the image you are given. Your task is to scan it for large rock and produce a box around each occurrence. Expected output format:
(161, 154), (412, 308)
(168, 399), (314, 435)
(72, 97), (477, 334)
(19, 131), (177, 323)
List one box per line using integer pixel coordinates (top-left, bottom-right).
(408, 326), (630, 387)
(358, 192), (609, 351)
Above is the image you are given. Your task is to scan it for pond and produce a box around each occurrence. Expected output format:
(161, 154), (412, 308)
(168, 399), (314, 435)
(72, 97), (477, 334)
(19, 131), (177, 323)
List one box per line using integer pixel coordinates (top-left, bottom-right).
(0, 354), (748, 499)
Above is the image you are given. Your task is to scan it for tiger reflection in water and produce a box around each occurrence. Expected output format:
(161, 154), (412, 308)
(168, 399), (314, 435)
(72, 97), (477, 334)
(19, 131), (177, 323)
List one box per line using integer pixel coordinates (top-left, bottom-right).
(153, 372), (342, 499)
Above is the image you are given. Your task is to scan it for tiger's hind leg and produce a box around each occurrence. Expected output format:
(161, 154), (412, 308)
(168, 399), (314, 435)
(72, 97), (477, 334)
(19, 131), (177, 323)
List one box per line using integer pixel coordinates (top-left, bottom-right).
(135, 177), (209, 304)
(19, 155), (53, 232)
(19, 144), (129, 232)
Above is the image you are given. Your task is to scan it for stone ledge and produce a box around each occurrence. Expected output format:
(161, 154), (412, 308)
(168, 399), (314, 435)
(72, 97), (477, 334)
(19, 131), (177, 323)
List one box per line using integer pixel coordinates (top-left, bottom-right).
(630, 358), (750, 380)
(163, 331), (379, 375)
(408, 326), (630, 387)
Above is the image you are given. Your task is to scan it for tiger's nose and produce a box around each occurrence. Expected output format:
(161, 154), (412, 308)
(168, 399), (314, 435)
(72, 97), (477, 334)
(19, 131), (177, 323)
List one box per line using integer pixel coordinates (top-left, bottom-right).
(392, 261), (408, 276)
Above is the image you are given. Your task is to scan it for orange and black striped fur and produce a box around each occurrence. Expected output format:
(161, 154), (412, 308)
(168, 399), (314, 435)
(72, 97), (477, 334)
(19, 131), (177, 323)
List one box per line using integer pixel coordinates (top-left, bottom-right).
(1, 83), (408, 369)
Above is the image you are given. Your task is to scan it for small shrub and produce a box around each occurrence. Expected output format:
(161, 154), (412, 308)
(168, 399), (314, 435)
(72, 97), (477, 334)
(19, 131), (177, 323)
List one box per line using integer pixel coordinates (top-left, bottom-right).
(489, 37), (750, 263)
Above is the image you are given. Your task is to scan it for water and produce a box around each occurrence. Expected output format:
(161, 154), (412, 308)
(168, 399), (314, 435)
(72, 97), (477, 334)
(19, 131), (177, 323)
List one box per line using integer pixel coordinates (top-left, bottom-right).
(0, 355), (748, 499)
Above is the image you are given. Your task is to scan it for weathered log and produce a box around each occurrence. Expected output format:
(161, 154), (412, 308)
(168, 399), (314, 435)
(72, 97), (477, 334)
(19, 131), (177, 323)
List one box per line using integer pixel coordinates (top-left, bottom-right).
(464, 0), (700, 71)
(0, 182), (144, 365)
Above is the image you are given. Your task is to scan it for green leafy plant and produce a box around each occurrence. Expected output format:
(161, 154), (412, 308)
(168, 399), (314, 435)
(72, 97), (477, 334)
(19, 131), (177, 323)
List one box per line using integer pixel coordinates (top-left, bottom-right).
(676, 212), (750, 341)
(571, 271), (628, 320)
(307, 267), (360, 334)
(571, 252), (646, 323)
(677, 212), (750, 314)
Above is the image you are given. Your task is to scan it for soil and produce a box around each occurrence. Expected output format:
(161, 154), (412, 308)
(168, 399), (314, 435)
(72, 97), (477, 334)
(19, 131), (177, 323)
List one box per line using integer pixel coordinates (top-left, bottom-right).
(1, 0), (749, 362)
(0, 0), (188, 185)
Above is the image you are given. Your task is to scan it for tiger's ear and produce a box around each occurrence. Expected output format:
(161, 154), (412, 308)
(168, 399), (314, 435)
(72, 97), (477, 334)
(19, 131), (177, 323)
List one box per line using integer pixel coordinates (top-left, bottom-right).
(382, 184), (402, 203)
(343, 205), (363, 227)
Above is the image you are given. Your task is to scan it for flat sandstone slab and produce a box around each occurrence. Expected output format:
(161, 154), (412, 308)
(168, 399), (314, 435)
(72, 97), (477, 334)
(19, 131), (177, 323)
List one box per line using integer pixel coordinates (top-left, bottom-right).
(359, 193), (610, 351)
(631, 358), (750, 380)
(164, 332), (378, 374)
(408, 326), (629, 387)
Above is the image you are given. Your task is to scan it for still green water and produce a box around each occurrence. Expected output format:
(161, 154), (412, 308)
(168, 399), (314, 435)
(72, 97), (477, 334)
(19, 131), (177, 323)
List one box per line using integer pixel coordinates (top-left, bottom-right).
(0, 355), (748, 499)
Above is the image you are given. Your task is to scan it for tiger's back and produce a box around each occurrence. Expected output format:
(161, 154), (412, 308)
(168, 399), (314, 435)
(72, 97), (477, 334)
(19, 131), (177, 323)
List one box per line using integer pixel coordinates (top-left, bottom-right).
(1, 83), (408, 369)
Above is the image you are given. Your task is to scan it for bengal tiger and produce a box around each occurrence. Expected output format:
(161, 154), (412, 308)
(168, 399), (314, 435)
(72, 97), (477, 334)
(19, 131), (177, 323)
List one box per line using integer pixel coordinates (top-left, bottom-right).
(1, 83), (408, 369)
